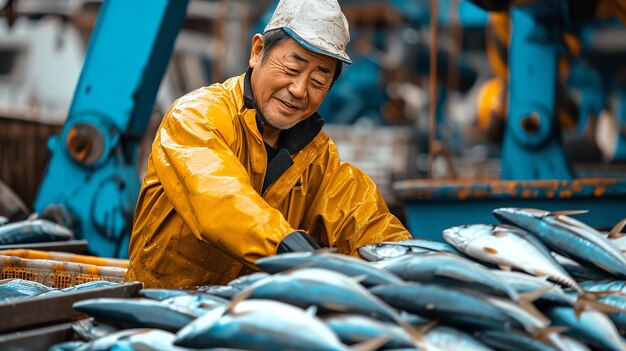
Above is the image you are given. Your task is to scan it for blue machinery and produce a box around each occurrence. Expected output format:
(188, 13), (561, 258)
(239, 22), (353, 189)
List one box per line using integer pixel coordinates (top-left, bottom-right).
(32, 0), (626, 256)
(397, 0), (626, 240)
(35, 0), (190, 257)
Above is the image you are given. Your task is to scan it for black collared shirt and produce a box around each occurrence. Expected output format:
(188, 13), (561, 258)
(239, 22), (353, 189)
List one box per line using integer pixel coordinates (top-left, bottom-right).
(243, 68), (325, 193)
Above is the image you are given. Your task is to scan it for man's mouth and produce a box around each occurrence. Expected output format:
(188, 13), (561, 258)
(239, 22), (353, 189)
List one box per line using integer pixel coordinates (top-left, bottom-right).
(277, 98), (302, 110)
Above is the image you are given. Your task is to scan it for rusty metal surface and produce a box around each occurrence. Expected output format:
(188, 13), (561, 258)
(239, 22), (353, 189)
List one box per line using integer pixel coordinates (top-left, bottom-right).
(0, 240), (89, 254)
(393, 178), (626, 201)
(0, 281), (142, 334)
(0, 322), (74, 351)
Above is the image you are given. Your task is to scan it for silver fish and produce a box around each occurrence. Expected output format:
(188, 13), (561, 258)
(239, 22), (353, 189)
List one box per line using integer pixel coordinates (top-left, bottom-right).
(371, 283), (522, 330)
(73, 298), (198, 332)
(546, 306), (626, 351)
(242, 267), (401, 322)
(325, 314), (416, 349)
(493, 208), (626, 278)
(139, 288), (189, 301)
(174, 299), (348, 350)
(491, 271), (576, 307)
(256, 251), (403, 287)
(0, 278), (54, 301)
(358, 239), (459, 262)
(424, 326), (494, 351)
(443, 224), (578, 291)
(381, 252), (519, 300)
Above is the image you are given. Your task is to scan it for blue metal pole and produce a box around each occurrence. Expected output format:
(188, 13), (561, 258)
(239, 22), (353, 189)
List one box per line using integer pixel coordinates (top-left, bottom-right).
(35, 0), (190, 258)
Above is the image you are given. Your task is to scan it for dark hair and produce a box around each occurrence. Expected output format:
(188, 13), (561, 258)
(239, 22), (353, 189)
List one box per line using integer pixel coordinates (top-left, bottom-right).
(261, 29), (343, 86)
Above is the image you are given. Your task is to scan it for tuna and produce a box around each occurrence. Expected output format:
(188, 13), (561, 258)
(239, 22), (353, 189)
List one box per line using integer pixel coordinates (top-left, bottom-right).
(241, 267), (401, 322)
(493, 208), (626, 278)
(256, 251), (403, 287)
(73, 298), (198, 332)
(443, 224), (578, 291)
(380, 252), (519, 300)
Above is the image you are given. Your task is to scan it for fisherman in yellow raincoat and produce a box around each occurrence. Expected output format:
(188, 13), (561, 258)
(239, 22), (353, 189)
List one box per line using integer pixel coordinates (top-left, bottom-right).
(126, 0), (412, 288)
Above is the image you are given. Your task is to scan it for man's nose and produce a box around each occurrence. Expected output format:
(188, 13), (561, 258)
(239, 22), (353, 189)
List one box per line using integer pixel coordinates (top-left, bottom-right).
(287, 74), (307, 99)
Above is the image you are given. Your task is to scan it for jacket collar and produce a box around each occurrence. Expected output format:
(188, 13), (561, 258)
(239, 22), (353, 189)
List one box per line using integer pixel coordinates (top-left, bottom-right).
(243, 68), (324, 155)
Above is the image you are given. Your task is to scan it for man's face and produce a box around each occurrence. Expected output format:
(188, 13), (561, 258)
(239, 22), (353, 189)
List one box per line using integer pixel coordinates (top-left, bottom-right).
(249, 34), (336, 130)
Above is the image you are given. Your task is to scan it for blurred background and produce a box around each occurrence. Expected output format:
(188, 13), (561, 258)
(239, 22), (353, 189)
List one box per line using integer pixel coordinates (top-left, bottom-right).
(0, 0), (625, 256)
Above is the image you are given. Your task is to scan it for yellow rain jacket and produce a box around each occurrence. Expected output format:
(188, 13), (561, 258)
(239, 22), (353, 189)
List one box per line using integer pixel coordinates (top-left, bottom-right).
(126, 72), (411, 288)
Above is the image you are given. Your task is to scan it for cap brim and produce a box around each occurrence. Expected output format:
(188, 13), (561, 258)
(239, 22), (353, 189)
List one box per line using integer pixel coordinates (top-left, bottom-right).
(282, 27), (352, 65)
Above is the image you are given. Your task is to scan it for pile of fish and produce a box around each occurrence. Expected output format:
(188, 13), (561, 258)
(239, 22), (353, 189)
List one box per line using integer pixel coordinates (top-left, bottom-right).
(49, 207), (626, 351)
(0, 216), (73, 245)
(0, 280), (122, 303)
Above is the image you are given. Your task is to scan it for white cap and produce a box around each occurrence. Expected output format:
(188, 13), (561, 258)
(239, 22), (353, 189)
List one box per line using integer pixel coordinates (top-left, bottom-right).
(264, 0), (352, 64)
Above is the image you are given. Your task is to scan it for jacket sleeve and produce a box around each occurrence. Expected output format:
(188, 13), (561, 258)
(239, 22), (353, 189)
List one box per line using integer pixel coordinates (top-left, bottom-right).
(151, 92), (295, 267)
(303, 140), (412, 257)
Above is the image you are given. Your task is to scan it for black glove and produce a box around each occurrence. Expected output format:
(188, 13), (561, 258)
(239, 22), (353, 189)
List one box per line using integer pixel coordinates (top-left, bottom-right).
(276, 231), (320, 253)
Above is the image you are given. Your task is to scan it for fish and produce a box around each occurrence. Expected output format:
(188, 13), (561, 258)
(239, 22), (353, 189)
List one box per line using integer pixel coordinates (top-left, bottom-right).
(256, 251), (403, 287)
(72, 318), (117, 341)
(324, 314), (416, 349)
(197, 285), (241, 300)
(443, 224), (578, 291)
(139, 288), (189, 301)
(73, 298), (198, 332)
(560, 337), (592, 351)
(579, 280), (626, 293)
(380, 252), (519, 300)
(0, 218), (73, 245)
(483, 296), (570, 350)
(424, 326), (494, 351)
(552, 252), (614, 282)
(161, 293), (229, 315)
(48, 341), (86, 351)
(370, 283), (522, 330)
(0, 278), (54, 301)
(63, 281), (121, 292)
(357, 239), (460, 262)
(174, 299), (350, 350)
(493, 208), (626, 278)
(241, 267), (402, 322)
(100, 329), (196, 351)
(491, 271), (576, 307)
(545, 306), (626, 351)
(475, 330), (559, 351)
(227, 272), (270, 289)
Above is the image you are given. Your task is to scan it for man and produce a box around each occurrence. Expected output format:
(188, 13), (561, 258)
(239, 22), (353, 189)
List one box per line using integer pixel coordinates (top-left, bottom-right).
(126, 0), (411, 288)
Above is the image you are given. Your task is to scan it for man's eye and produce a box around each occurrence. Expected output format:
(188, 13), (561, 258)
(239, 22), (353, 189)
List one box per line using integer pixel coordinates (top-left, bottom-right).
(286, 67), (299, 74)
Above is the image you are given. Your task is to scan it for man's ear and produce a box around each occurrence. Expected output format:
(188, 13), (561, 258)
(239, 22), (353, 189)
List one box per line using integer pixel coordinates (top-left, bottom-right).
(249, 34), (264, 69)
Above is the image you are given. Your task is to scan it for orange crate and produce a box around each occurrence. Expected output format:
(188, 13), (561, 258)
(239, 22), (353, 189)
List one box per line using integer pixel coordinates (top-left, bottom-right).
(0, 255), (127, 289)
(0, 249), (128, 268)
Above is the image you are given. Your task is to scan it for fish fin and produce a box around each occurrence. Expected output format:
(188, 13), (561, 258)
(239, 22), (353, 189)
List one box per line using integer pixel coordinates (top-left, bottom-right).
(352, 274), (368, 284)
(397, 318), (437, 343)
(305, 305), (318, 317)
(532, 326), (570, 344)
(547, 210), (588, 217)
(226, 287), (253, 316)
(518, 286), (554, 304)
(483, 247), (498, 254)
(27, 213), (39, 221)
(576, 293), (625, 317)
(608, 218), (626, 239)
(498, 265), (512, 272)
(349, 336), (389, 351)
